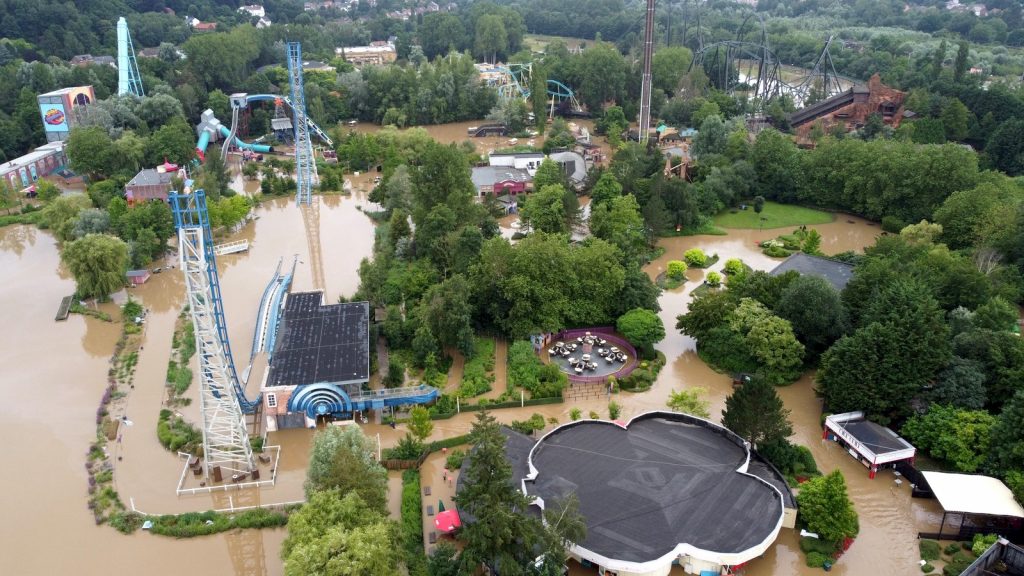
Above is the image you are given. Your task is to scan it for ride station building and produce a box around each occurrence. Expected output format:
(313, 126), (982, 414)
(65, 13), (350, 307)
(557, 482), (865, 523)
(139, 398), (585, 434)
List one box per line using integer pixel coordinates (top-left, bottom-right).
(262, 291), (437, 430)
(824, 411), (916, 478)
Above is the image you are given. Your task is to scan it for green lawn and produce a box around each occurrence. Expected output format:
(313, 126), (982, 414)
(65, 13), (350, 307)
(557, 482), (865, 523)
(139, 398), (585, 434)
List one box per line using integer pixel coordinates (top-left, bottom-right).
(713, 201), (835, 230)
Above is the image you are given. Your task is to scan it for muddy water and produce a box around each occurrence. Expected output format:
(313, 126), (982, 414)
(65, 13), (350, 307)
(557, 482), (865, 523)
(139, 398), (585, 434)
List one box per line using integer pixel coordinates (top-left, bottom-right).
(0, 225), (283, 576)
(0, 134), (927, 576)
(0, 179), (376, 573)
(347, 118), (611, 159)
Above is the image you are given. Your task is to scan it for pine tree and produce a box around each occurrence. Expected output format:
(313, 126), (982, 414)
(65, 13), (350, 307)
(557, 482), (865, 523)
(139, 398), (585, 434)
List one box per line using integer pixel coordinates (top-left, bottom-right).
(455, 411), (543, 572)
(988, 390), (1024, 475)
(721, 375), (793, 449)
(954, 41), (969, 83)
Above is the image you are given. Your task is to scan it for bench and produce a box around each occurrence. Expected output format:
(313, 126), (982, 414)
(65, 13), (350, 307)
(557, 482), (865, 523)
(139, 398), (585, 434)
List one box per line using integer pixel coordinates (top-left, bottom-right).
(427, 505), (435, 516)
(429, 531), (437, 544)
(423, 485), (431, 496)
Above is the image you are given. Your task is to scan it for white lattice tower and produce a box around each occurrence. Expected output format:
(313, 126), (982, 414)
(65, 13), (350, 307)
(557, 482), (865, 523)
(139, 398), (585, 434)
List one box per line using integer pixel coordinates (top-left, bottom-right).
(178, 227), (255, 478)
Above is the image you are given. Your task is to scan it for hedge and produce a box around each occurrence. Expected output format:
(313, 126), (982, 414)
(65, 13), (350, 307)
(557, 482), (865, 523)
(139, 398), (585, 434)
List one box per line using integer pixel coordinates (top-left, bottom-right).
(429, 395), (563, 420)
(146, 508), (290, 537)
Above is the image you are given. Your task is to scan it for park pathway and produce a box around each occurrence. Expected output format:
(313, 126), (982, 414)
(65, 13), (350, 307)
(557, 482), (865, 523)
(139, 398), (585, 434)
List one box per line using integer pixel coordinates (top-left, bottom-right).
(479, 337), (508, 401)
(443, 349), (465, 394)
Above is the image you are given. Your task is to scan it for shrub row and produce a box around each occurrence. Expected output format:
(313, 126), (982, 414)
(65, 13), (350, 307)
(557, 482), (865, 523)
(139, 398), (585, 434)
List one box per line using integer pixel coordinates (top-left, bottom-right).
(146, 508), (289, 537)
(429, 394), (564, 420)
(400, 470), (427, 574)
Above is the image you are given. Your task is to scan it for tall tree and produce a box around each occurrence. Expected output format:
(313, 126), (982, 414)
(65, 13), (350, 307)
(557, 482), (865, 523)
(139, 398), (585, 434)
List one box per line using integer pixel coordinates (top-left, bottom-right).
(774, 275), (849, 359)
(590, 171), (623, 207)
(988, 390), (1024, 475)
(61, 233), (128, 301)
(474, 14), (508, 64)
(902, 404), (994, 473)
(282, 491), (399, 576)
(455, 411), (543, 573)
(722, 375), (793, 449)
(589, 194), (648, 263)
(521, 184), (569, 234)
(953, 40), (969, 83)
(540, 493), (587, 574)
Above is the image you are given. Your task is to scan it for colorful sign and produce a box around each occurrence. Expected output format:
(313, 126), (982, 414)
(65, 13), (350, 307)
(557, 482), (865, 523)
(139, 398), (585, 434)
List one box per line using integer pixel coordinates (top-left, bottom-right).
(40, 103), (68, 133)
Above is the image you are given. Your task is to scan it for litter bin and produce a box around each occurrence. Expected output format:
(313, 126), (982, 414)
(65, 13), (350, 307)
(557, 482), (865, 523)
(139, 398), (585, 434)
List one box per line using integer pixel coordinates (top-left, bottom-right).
(823, 560), (833, 571)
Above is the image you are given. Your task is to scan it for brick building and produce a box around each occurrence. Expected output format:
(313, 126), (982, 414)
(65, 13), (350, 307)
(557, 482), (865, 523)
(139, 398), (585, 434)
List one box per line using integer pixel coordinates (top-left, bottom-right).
(125, 168), (176, 204)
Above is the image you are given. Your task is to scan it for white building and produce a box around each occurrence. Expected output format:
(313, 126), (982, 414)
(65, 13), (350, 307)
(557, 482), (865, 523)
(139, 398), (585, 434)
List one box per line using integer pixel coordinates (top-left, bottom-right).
(238, 4), (266, 18)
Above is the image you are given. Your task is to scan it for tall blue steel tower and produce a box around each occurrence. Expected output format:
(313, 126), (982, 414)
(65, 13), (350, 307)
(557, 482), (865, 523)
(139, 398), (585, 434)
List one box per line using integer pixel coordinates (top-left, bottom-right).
(286, 42), (326, 290)
(286, 42), (317, 205)
(117, 17), (145, 97)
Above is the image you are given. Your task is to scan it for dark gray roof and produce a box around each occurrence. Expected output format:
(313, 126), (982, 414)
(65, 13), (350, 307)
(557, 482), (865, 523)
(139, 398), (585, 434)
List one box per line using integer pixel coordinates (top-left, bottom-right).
(548, 150), (587, 183)
(471, 166), (530, 189)
(526, 414), (783, 563)
(747, 452), (796, 508)
(267, 292), (370, 387)
(127, 168), (174, 187)
(769, 253), (854, 291)
(839, 418), (913, 455)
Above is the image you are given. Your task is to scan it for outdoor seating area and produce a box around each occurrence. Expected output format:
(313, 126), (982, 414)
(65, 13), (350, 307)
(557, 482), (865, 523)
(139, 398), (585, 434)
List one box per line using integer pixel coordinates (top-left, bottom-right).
(545, 329), (636, 381)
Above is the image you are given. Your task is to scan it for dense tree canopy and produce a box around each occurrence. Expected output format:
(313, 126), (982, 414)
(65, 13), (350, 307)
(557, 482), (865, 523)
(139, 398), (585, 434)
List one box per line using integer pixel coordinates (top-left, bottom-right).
(61, 233), (129, 301)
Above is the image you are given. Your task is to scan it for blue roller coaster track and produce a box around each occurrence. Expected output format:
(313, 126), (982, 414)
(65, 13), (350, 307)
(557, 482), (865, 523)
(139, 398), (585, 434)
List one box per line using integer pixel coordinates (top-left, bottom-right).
(170, 189), (261, 414)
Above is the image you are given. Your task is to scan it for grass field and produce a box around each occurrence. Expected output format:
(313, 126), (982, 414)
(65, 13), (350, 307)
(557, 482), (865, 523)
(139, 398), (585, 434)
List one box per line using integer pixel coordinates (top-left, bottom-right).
(713, 201), (834, 229)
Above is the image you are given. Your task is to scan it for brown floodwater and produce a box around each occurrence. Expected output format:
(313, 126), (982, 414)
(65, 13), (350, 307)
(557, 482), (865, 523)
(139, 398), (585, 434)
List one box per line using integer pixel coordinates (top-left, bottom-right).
(347, 118), (611, 160)
(0, 133), (934, 576)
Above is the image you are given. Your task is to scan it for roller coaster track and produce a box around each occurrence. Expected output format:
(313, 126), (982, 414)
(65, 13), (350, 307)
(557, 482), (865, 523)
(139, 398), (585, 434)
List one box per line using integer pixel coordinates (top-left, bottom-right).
(300, 200), (326, 293)
(170, 188), (257, 478)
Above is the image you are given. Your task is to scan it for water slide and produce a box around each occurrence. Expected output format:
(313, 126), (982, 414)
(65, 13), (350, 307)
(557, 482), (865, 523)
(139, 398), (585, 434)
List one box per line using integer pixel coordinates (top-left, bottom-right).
(195, 109), (273, 161)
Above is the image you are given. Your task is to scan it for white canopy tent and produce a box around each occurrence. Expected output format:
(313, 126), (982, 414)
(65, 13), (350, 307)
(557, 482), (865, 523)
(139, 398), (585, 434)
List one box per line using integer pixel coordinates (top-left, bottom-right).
(921, 472), (1024, 541)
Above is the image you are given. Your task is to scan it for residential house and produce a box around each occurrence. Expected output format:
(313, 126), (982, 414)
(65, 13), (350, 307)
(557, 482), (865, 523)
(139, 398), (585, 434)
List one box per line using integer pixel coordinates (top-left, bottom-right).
(125, 168), (176, 204)
(238, 4), (266, 18)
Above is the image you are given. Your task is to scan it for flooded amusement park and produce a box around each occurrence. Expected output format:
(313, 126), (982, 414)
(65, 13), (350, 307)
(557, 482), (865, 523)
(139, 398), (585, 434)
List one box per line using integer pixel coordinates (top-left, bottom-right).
(0, 129), (943, 576)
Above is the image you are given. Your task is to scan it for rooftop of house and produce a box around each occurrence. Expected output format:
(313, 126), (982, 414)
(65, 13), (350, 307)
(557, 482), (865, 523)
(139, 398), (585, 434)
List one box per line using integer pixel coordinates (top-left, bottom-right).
(769, 252), (855, 291)
(126, 168), (175, 188)
(267, 292), (370, 388)
(548, 150), (587, 184)
(471, 166), (531, 189)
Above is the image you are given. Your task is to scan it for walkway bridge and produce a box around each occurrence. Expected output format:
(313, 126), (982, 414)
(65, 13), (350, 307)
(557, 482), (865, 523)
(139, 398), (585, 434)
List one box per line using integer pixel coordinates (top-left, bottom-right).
(287, 383), (440, 419)
(213, 239), (250, 256)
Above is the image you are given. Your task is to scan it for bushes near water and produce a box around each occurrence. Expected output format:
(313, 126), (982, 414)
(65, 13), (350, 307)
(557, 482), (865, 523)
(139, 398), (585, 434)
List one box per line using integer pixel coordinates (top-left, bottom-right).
(508, 340), (567, 399)
(920, 539), (941, 561)
(146, 508), (289, 537)
(157, 409), (202, 453)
